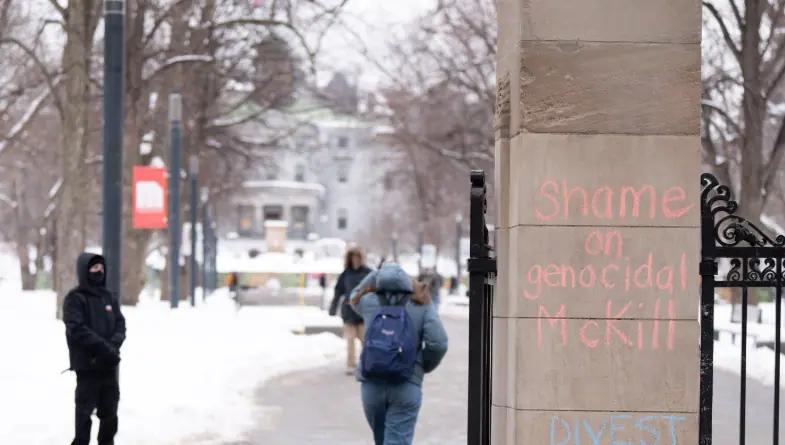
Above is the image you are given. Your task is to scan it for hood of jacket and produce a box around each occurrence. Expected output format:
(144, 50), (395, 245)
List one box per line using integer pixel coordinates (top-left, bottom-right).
(375, 263), (413, 294)
(76, 252), (106, 289)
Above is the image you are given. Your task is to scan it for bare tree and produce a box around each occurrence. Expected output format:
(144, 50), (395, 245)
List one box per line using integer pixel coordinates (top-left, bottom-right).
(703, 0), (785, 224)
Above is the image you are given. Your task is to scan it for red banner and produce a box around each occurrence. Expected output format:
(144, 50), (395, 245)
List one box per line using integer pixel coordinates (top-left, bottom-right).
(132, 166), (168, 229)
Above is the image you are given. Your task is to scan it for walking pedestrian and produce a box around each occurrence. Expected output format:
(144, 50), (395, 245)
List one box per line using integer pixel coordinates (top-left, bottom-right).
(351, 263), (448, 445)
(226, 272), (240, 308)
(63, 253), (126, 445)
(329, 247), (372, 375)
(418, 267), (444, 312)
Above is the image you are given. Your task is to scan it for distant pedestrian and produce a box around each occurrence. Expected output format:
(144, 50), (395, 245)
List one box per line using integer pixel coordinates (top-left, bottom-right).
(63, 253), (126, 445)
(319, 273), (328, 310)
(449, 275), (459, 294)
(418, 268), (444, 312)
(351, 264), (448, 445)
(227, 272), (240, 308)
(329, 247), (372, 375)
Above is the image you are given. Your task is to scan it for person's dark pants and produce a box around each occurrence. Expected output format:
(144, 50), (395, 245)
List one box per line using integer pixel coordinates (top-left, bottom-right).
(72, 370), (119, 445)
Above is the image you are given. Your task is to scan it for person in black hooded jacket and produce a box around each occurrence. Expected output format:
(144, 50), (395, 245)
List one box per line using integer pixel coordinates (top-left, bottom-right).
(63, 253), (126, 445)
(329, 247), (372, 374)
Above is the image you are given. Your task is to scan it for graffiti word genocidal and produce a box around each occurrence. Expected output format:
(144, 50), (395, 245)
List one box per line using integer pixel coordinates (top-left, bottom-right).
(549, 414), (686, 445)
(527, 181), (693, 352)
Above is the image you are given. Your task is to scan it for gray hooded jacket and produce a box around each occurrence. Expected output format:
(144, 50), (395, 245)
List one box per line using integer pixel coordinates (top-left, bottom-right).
(350, 264), (449, 386)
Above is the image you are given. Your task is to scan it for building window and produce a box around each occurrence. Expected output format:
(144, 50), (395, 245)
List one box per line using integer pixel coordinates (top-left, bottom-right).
(263, 205), (283, 221)
(295, 164), (305, 182)
(337, 136), (349, 148)
(290, 205), (309, 239)
(266, 167), (278, 180)
(337, 208), (348, 230)
(337, 163), (348, 183)
(238, 205), (257, 236)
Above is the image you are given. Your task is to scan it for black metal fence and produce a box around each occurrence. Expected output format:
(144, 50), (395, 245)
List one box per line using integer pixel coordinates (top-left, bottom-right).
(700, 173), (785, 445)
(467, 170), (497, 445)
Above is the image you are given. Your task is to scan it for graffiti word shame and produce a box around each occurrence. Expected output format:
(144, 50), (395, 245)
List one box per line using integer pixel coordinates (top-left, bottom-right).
(534, 180), (693, 222)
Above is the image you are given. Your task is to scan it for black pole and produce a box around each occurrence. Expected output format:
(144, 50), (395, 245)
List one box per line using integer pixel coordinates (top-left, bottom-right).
(102, 0), (125, 299)
(210, 222), (218, 291)
(168, 94), (182, 309)
(201, 187), (209, 300)
(188, 155), (199, 307)
(467, 170), (495, 445)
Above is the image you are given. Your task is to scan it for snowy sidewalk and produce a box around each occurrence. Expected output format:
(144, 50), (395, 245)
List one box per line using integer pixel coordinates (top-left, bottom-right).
(0, 289), (343, 444)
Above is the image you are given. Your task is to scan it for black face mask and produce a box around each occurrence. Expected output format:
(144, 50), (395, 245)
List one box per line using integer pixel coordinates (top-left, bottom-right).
(87, 270), (105, 286)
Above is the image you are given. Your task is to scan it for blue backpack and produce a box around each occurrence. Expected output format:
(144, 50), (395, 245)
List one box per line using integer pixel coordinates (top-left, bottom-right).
(361, 294), (418, 382)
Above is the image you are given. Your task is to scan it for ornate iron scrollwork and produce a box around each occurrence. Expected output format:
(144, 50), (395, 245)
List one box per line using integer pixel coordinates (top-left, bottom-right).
(701, 173), (785, 248)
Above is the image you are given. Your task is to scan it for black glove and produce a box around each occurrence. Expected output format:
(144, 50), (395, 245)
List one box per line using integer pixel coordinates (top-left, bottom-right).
(101, 345), (121, 367)
(328, 306), (337, 316)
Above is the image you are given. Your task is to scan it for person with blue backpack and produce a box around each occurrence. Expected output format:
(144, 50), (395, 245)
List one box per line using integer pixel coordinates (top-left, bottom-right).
(350, 263), (449, 445)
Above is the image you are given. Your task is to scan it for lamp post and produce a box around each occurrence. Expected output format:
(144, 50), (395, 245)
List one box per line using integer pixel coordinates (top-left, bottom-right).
(168, 94), (182, 308)
(189, 155), (199, 306)
(102, 0), (125, 298)
(200, 186), (209, 301)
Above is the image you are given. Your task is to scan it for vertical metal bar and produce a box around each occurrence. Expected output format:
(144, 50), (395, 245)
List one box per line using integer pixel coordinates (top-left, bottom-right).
(482, 279), (494, 445)
(102, 0), (125, 299)
(776, 259), (782, 445)
(699, 188), (717, 445)
(741, 266), (748, 445)
(168, 94), (182, 309)
(456, 214), (463, 287)
(467, 175), (483, 445)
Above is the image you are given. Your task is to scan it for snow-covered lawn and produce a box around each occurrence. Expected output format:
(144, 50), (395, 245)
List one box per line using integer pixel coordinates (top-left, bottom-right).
(0, 288), (343, 444)
(713, 302), (785, 387)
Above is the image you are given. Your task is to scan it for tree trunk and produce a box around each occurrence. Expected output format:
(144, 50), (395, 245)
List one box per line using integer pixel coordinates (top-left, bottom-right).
(54, 0), (100, 318)
(739, 0), (766, 221)
(119, 4), (150, 306)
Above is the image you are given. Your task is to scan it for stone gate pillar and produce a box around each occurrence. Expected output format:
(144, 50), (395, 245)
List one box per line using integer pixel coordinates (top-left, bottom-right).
(493, 2), (702, 443)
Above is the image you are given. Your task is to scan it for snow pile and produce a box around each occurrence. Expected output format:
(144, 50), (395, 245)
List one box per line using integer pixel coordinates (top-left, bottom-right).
(713, 302), (784, 387)
(0, 289), (343, 444)
(714, 340), (781, 387)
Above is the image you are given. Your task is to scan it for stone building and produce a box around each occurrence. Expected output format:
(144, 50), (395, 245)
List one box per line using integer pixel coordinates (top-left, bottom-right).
(229, 76), (401, 246)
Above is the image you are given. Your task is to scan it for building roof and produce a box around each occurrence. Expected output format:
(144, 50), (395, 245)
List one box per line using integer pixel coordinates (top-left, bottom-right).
(242, 180), (326, 196)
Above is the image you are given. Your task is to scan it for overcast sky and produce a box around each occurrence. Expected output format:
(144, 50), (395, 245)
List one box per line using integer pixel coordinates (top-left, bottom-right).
(317, 0), (437, 89)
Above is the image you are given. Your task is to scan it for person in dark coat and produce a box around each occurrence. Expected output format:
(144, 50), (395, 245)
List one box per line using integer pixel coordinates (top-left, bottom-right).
(329, 247), (372, 374)
(418, 268), (444, 312)
(63, 253), (126, 445)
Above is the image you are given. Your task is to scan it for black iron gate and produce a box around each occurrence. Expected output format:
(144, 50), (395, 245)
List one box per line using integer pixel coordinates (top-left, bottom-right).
(467, 170), (496, 445)
(700, 173), (785, 445)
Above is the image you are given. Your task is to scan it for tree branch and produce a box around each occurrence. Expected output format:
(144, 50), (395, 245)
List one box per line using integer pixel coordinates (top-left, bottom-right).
(701, 99), (743, 135)
(704, 2), (742, 62)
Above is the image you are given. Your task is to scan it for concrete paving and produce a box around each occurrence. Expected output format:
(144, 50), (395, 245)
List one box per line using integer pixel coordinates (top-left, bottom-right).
(226, 312), (783, 445)
(231, 316), (468, 445)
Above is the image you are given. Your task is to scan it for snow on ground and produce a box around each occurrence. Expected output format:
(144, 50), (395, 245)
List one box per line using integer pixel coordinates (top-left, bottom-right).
(440, 292), (469, 320)
(0, 287), (343, 444)
(714, 338), (781, 387)
(714, 302), (785, 387)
